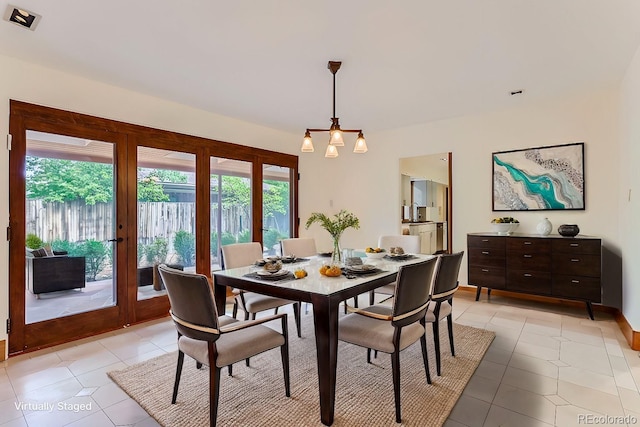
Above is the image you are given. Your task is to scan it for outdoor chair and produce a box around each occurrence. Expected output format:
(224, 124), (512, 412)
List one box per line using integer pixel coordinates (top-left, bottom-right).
(158, 265), (290, 427)
(221, 242), (302, 338)
(426, 251), (464, 376)
(339, 258), (438, 423)
(369, 235), (421, 304)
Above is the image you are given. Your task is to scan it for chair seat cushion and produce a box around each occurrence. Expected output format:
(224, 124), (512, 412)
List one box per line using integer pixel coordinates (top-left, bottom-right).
(425, 301), (452, 322)
(179, 323), (285, 368)
(238, 292), (295, 314)
(339, 307), (425, 354)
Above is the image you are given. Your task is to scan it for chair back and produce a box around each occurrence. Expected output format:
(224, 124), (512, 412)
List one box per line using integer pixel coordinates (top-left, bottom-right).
(220, 242), (263, 269)
(431, 251), (464, 302)
(280, 238), (317, 258)
(378, 235), (421, 254)
(158, 265), (220, 342)
(392, 258), (438, 327)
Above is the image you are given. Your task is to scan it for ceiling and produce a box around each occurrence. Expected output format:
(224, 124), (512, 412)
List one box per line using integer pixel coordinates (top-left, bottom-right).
(2, 1), (640, 136)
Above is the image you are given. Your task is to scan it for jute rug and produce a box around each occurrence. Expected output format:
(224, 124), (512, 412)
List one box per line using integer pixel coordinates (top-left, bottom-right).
(108, 315), (494, 426)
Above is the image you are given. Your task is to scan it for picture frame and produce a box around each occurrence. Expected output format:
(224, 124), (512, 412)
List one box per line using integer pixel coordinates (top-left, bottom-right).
(492, 142), (585, 211)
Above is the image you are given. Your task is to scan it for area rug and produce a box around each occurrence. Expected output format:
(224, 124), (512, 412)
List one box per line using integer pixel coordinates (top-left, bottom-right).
(108, 317), (495, 426)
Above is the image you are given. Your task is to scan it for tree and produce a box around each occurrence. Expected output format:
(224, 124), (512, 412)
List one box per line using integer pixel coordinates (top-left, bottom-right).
(27, 157), (113, 204)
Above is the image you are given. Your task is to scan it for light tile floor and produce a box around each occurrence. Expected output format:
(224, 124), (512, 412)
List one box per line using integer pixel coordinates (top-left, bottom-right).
(1, 291), (639, 426)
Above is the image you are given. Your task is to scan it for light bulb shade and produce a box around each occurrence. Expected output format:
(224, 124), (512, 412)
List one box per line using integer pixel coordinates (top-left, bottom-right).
(353, 132), (368, 153)
(301, 132), (314, 152)
(329, 129), (344, 146)
(325, 143), (339, 158)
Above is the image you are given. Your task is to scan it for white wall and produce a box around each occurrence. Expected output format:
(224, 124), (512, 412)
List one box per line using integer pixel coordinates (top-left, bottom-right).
(619, 44), (640, 331)
(0, 54), (301, 354)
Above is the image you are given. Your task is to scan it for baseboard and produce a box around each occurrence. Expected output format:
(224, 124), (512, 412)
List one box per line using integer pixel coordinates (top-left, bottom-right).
(458, 286), (639, 350)
(0, 339), (5, 361)
(615, 311), (640, 351)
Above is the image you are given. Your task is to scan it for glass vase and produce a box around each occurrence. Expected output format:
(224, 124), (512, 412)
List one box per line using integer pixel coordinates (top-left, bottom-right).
(331, 237), (342, 266)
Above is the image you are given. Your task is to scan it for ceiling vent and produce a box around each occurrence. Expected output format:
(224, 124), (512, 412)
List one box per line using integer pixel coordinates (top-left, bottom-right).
(4, 5), (41, 31)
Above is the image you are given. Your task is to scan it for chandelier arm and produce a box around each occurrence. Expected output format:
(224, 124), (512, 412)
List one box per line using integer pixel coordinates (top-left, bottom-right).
(306, 129), (361, 133)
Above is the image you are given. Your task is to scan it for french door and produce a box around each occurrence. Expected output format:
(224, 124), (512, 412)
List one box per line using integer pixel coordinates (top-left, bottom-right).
(8, 101), (298, 355)
(9, 111), (129, 354)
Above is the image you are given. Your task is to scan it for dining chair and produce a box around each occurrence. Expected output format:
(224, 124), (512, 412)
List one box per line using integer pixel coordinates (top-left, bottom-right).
(157, 265), (290, 427)
(339, 258), (438, 423)
(280, 237), (317, 258)
(426, 251), (464, 376)
(369, 235), (422, 305)
(221, 242), (302, 338)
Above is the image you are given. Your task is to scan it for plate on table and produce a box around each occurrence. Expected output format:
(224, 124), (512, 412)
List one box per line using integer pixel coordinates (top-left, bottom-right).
(256, 269), (289, 279)
(385, 253), (414, 260)
(345, 264), (378, 274)
(280, 255), (297, 263)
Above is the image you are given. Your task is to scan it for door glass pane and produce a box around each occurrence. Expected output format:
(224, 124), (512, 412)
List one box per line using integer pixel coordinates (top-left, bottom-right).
(210, 157), (252, 271)
(25, 131), (116, 324)
(263, 164), (292, 256)
(137, 147), (195, 300)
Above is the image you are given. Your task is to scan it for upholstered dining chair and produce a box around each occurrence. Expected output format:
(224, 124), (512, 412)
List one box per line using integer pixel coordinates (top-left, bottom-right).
(157, 265), (291, 427)
(426, 251), (464, 376)
(221, 242), (302, 338)
(280, 237), (317, 258)
(369, 235), (422, 304)
(339, 258), (438, 423)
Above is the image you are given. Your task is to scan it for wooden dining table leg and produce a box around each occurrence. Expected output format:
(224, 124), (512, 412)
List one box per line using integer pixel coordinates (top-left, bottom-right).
(311, 294), (340, 426)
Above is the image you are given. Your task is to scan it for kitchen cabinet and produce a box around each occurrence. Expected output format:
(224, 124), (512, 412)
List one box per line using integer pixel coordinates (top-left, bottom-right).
(409, 222), (437, 254)
(467, 233), (602, 319)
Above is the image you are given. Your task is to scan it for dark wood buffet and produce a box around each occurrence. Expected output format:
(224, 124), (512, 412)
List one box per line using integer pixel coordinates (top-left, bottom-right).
(467, 233), (602, 319)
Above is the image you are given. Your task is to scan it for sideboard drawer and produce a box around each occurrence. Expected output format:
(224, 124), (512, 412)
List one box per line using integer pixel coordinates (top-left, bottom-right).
(469, 247), (505, 268)
(553, 276), (601, 302)
(552, 239), (600, 255)
(468, 235), (505, 249)
(507, 253), (551, 271)
(507, 237), (551, 253)
(506, 270), (552, 295)
(468, 266), (505, 289)
(552, 254), (601, 277)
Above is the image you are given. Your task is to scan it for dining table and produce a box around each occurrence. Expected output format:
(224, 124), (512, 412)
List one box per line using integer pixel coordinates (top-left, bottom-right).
(212, 253), (435, 426)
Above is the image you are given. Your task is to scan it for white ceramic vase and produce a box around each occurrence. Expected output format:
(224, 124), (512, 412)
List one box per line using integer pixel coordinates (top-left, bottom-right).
(536, 217), (552, 236)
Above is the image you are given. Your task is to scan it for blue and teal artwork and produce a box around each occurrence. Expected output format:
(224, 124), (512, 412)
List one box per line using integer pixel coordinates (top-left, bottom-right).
(492, 142), (584, 211)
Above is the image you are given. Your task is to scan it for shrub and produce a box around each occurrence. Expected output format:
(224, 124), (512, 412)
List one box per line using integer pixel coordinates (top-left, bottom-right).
(79, 239), (109, 281)
(51, 239), (82, 256)
(237, 229), (251, 243)
(221, 232), (237, 246)
(26, 233), (43, 249)
(173, 230), (195, 266)
(264, 229), (285, 255)
(144, 238), (168, 264)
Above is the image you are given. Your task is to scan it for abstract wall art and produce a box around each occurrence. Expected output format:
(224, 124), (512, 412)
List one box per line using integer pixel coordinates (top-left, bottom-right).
(492, 142), (585, 211)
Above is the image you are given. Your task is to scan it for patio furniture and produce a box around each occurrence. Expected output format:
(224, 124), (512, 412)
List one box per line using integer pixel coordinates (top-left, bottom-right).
(137, 263), (183, 290)
(26, 255), (86, 297)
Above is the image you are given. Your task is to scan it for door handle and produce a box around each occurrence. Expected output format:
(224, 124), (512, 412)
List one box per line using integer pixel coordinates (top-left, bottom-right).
(108, 237), (124, 242)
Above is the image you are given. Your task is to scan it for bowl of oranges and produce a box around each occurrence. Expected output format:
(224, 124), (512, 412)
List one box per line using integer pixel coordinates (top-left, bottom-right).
(365, 247), (386, 259)
(319, 265), (342, 277)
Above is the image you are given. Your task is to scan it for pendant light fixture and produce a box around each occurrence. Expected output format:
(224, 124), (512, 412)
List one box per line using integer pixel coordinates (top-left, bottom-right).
(301, 61), (367, 157)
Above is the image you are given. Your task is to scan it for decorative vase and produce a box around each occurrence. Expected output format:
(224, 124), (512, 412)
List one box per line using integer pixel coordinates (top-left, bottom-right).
(331, 236), (342, 265)
(536, 218), (552, 236)
(558, 224), (580, 237)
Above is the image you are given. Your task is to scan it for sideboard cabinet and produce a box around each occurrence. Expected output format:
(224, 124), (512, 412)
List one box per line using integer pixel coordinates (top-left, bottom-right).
(467, 233), (601, 319)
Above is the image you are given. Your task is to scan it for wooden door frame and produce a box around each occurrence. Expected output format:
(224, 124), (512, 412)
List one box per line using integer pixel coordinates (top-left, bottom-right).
(8, 101), (129, 354)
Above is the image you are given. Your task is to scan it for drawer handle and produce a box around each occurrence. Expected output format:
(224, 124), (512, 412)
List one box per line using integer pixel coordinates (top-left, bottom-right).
(570, 243), (579, 247)
(571, 259), (580, 262)
(523, 254), (532, 258)
(482, 251), (490, 255)
(571, 280), (580, 284)
(524, 242), (532, 245)
(482, 239), (489, 242)
(524, 273), (532, 277)
(481, 269), (489, 272)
